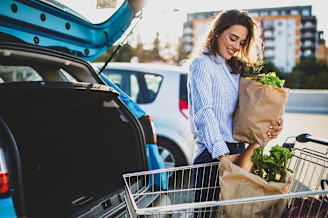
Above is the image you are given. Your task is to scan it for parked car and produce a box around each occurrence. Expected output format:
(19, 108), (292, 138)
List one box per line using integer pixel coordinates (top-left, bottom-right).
(93, 62), (195, 168)
(0, 0), (166, 217)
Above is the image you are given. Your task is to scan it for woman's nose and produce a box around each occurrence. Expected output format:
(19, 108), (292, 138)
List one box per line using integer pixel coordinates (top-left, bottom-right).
(233, 42), (241, 51)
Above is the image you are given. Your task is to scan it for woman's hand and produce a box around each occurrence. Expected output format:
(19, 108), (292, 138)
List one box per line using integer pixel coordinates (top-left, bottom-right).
(219, 155), (232, 163)
(267, 118), (284, 139)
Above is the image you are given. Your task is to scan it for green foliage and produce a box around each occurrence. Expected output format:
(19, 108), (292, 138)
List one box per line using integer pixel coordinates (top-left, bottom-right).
(0, 66), (11, 82)
(248, 72), (285, 88)
(242, 57), (285, 88)
(270, 59), (328, 89)
(251, 145), (293, 182)
(263, 60), (283, 75)
(0, 71), (10, 82)
(245, 58), (328, 89)
(93, 43), (135, 63)
(242, 56), (265, 77)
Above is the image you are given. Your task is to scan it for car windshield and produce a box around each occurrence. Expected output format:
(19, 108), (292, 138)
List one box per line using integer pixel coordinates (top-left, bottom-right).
(38, 0), (126, 24)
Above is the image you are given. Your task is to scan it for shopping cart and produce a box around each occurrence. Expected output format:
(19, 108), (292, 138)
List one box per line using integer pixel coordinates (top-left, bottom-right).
(123, 134), (328, 217)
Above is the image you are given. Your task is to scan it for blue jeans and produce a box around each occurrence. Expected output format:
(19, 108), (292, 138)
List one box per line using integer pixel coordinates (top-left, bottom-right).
(193, 142), (245, 217)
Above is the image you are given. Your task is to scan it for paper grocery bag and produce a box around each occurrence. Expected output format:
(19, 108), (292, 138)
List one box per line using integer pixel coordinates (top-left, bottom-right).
(233, 77), (289, 146)
(218, 159), (290, 218)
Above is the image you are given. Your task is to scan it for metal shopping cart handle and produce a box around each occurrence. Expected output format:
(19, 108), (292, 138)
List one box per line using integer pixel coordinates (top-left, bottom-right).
(296, 133), (328, 146)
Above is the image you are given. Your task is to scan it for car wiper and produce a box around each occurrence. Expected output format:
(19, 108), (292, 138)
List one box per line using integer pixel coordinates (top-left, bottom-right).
(98, 11), (143, 75)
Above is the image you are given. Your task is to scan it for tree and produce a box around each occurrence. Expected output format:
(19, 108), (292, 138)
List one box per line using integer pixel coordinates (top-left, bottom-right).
(263, 60), (283, 75)
(150, 32), (161, 61)
(284, 59), (328, 89)
(112, 43), (134, 62)
(93, 42), (134, 63)
(134, 34), (144, 62)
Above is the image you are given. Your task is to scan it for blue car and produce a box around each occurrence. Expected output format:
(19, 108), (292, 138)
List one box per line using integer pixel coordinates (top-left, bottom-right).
(0, 0), (166, 217)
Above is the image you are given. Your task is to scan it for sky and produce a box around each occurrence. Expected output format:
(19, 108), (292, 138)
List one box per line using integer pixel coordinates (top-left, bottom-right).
(137, 0), (328, 46)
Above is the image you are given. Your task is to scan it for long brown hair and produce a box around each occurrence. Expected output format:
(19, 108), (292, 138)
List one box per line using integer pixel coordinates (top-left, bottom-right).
(186, 9), (262, 74)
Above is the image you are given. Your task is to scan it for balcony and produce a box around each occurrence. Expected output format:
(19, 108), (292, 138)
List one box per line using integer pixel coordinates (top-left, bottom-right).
(264, 44), (275, 49)
(301, 33), (316, 40)
(301, 24), (316, 31)
(263, 22), (274, 30)
(264, 50), (275, 59)
(300, 43), (316, 49)
(301, 16), (316, 22)
(300, 53), (316, 59)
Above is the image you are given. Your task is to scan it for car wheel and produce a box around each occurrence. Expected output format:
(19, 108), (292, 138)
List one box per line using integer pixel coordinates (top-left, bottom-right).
(157, 138), (186, 168)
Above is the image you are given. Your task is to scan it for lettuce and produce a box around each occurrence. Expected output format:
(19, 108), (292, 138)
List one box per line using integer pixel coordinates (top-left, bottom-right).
(251, 145), (293, 182)
(247, 72), (285, 88)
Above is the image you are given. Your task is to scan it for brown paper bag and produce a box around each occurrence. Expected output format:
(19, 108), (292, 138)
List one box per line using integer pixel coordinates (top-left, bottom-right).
(233, 77), (289, 146)
(218, 159), (290, 218)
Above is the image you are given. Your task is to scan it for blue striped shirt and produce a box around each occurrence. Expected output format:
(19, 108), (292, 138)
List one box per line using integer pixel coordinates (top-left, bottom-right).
(188, 52), (240, 161)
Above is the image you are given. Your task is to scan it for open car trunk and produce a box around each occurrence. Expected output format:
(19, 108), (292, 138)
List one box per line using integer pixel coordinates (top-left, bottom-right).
(0, 81), (148, 217)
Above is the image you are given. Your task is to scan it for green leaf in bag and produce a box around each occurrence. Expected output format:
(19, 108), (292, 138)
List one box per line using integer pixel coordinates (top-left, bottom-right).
(251, 145), (293, 182)
(247, 72), (285, 88)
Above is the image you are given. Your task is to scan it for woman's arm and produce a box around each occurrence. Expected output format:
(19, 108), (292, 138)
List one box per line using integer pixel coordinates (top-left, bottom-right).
(189, 57), (230, 160)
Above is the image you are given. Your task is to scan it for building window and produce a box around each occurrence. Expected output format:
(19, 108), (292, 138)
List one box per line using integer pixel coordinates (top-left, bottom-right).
(250, 12), (259, 17)
(305, 49), (312, 56)
(182, 35), (192, 42)
(290, 10), (299, 15)
(184, 44), (192, 51)
(197, 15), (205, 19)
(281, 10), (286, 15)
(302, 9), (310, 16)
(183, 27), (193, 35)
(187, 16), (193, 22)
(260, 11), (269, 16)
(264, 30), (274, 37)
(263, 20), (274, 28)
(270, 10), (279, 16)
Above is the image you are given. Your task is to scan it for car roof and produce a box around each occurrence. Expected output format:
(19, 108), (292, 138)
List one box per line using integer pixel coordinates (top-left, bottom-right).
(93, 62), (189, 75)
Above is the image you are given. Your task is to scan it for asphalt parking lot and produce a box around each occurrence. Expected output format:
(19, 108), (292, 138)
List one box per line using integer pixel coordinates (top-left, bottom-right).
(266, 112), (328, 153)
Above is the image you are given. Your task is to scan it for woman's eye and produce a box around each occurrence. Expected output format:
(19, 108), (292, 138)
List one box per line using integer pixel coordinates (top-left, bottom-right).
(240, 43), (245, 46)
(230, 37), (235, 42)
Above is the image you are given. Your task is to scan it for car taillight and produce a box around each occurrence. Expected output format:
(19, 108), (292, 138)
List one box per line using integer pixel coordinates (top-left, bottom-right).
(148, 116), (157, 144)
(179, 98), (189, 119)
(0, 147), (10, 194)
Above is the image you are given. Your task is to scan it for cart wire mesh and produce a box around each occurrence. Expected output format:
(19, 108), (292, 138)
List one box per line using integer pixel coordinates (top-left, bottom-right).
(123, 142), (328, 217)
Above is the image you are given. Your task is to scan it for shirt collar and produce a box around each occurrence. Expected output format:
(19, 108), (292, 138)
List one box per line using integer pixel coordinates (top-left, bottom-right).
(213, 53), (227, 64)
(203, 48), (227, 65)
(203, 49), (238, 91)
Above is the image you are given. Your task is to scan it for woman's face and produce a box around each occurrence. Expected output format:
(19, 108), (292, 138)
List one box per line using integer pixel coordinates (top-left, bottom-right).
(217, 24), (248, 60)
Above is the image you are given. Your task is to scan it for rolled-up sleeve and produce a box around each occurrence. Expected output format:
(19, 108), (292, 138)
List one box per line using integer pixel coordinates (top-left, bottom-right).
(189, 58), (230, 159)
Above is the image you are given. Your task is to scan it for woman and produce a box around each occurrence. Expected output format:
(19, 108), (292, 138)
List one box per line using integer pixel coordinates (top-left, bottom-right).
(187, 9), (283, 214)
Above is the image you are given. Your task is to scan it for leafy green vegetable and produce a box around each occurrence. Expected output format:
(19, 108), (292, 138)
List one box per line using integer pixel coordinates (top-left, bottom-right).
(251, 145), (293, 182)
(242, 56), (265, 77)
(247, 72), (285, 88)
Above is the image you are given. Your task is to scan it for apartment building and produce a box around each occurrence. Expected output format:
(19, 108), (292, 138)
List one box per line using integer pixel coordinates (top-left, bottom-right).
(182, 6), (322, 72)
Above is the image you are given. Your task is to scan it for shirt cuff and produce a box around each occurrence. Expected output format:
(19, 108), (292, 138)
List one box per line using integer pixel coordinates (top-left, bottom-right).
(211, 141), (230, 160)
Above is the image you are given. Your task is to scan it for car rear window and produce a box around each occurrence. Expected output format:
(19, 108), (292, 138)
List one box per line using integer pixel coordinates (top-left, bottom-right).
(104, 70), (141, 102)
(180, 73), (188, 102)
(0, 66), (41, 82)
(104, 69), (162, 104)
(143, 73), (162, 103)
(0, 66), (77, 83)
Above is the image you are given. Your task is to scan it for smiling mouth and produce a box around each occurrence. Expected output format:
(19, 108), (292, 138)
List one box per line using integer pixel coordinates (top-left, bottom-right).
(227, 48), (235, 56)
